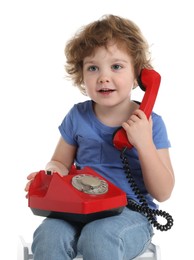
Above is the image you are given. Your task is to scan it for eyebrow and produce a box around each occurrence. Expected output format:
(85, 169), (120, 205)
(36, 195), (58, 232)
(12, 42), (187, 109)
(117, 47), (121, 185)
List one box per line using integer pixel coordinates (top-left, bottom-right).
(83, 60), (95, 66)
(83, 58), (129, 65)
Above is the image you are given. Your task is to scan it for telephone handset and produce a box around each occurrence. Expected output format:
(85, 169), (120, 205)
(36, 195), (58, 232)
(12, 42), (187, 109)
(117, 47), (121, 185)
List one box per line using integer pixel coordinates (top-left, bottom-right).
(113, 68), (161, 150)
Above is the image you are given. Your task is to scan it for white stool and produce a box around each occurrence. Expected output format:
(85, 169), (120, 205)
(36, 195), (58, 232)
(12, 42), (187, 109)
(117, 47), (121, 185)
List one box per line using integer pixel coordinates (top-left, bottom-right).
(19, 236), (161, 260)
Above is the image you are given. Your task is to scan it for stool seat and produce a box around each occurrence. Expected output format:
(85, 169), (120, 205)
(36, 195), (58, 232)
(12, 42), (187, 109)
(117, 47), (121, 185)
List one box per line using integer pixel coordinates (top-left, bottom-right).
(19, 236), (161, 260)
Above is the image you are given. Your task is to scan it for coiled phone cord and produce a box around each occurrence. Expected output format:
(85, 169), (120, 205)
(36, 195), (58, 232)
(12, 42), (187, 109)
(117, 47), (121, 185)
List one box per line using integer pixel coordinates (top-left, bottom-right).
(120, 148), (174, 231)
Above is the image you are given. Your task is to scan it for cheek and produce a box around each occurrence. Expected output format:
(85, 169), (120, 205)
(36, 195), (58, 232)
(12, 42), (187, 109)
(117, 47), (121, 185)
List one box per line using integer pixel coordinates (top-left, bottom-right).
(84, 83), (94, 97)
(116, 76), (134, 90)
(83, 74), (94, 85)
(84, 75), (97, 90)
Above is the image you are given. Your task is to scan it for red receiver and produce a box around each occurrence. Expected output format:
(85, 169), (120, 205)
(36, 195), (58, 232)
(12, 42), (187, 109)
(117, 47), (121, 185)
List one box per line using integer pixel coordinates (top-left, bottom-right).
(113, 69), (161, 150)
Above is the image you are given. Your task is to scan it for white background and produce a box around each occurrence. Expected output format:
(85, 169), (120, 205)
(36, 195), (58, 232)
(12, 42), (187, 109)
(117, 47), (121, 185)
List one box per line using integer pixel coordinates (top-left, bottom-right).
(0, 0), (193, 259)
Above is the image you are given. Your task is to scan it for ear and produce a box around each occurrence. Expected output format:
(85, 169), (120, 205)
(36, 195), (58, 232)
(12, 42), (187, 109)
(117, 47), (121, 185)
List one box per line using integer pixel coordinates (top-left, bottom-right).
(133, 79), (138, 89)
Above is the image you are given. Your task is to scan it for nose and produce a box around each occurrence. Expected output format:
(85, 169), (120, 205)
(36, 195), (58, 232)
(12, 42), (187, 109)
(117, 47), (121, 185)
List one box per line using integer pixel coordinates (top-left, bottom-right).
(98, 75), (110, 84)
(99, 79), (109, 83)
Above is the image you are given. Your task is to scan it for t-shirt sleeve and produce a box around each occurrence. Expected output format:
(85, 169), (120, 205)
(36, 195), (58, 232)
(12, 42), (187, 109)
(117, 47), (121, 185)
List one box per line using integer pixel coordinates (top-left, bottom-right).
(58, 106), (77, 146)
(152, 113), (171, 149)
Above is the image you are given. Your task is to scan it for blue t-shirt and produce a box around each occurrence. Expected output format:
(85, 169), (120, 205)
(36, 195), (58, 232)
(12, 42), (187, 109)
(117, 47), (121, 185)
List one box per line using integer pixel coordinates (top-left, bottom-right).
(59, 100), (171, 209)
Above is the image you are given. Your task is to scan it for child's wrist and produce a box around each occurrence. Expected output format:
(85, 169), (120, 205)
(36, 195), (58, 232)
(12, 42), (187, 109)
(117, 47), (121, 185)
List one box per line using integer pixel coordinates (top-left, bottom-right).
(45, 161), (69, 176)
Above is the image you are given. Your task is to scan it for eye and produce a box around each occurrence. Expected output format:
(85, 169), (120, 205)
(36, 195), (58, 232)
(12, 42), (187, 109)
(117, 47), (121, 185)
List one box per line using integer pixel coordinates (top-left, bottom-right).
(111, 64), (122, 70)
(88, 65), (98, 72)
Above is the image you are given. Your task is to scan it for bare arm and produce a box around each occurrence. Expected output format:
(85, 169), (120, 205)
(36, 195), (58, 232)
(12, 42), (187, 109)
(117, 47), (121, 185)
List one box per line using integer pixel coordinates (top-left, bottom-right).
(45, 136), (77, 175)
(137, 145), (174, 202)
(25, 136), (76, 192)
(122, 109), (175, 202)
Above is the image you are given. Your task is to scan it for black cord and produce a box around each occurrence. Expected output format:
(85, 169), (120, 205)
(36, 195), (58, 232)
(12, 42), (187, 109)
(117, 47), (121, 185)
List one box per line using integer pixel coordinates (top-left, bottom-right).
(120, 148), (174, 231)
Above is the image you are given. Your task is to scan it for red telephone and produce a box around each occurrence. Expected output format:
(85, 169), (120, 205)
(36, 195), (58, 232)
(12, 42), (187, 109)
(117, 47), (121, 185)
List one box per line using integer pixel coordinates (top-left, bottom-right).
(28, 69), (173, 230)
(28, 166), (128, 222)
(113, 68), (161, 150)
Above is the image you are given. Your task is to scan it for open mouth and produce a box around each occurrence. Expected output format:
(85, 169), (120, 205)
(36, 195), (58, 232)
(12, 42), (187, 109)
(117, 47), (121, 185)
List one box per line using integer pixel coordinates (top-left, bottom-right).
(98, 88), (115, 93)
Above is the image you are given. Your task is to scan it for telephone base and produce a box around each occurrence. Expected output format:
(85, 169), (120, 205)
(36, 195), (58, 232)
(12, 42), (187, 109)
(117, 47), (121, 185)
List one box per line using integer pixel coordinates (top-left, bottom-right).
(31, 207), (124, 223)
(28, 167), (128, 222)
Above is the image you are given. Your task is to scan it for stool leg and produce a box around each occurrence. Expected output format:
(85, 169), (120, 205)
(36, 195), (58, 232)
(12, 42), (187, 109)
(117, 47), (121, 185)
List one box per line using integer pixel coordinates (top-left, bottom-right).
(19, 236), (33, 260)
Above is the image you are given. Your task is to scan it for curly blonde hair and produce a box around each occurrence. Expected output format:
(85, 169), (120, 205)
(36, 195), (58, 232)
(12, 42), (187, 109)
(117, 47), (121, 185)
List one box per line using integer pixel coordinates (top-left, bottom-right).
(65, 14), (152, 95)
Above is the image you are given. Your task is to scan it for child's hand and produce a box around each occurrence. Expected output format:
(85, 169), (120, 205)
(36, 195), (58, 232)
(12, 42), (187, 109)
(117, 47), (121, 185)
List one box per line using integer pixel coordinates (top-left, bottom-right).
(122, 109), (153, 150)
(24, 172), (38, 193)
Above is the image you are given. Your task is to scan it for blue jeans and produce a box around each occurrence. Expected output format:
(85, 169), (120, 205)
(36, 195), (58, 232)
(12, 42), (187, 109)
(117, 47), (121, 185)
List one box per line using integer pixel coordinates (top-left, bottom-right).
(32, 207), (153, 260)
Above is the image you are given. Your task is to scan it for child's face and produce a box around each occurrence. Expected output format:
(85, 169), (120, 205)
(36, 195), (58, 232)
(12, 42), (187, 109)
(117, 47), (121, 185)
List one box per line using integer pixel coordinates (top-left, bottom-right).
(83, 43), (136, 108)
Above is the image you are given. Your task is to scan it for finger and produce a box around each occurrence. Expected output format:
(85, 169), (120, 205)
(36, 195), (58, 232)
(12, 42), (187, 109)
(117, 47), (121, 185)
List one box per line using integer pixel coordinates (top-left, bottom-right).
(149, 116), (153, 127)
(27, 172), (38, 180)
(24, 180), (32, 191)
(133, 109), (147, 119)
(129, 114), (139, 123)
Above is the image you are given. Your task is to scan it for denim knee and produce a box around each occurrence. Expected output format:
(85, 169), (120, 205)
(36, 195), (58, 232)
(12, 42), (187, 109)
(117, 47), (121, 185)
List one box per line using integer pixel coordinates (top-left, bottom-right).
(77, 208), (153, 260)
(32, 218), (81, 260)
